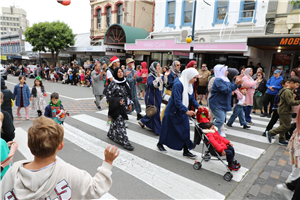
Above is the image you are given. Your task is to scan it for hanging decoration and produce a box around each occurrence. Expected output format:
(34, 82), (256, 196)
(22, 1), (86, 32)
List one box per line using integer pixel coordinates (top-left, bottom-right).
(57, 0), (71, 6)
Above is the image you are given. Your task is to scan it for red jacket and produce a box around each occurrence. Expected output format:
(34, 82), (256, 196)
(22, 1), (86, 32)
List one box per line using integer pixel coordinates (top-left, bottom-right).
(203, 128), (230, 153)
(140, 62), (148, 84)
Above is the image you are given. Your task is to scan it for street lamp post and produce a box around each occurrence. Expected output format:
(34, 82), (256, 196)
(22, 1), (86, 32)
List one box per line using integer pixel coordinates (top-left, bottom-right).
(189, 0), (197, 60)
(189, 0), (211, 60)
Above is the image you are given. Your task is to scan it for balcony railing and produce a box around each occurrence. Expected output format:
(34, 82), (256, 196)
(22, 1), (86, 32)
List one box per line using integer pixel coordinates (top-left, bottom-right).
(219, 10), (257, 40)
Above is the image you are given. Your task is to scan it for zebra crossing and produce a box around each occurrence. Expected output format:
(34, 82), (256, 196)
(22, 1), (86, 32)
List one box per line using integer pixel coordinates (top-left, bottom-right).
(12, 106), (278, 200)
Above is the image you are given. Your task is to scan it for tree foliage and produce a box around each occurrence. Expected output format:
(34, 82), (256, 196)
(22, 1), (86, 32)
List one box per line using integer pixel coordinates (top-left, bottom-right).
(24, 21), (75, 66)
(290, 0), (300, 6)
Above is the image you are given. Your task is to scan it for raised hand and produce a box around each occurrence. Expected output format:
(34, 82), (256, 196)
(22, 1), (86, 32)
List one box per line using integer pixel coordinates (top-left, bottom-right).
(164, 70), (171, 76)
(104, 145), (120, 165)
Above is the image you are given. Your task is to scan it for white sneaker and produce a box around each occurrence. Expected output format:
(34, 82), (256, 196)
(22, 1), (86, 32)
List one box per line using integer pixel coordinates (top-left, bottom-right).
(276, 184), (293, 200)
(220, 132), (227, 138)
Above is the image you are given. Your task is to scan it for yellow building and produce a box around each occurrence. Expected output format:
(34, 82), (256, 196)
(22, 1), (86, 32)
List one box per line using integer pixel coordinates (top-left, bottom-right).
(90, 0), (155, 45)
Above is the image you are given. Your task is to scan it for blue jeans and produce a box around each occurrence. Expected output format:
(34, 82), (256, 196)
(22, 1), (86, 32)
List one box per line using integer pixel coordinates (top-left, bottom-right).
(227, 105), (247, 126)
(211, 108), (226, 134)
(243, 105), (252, 123)
(225, 145), (235, 164)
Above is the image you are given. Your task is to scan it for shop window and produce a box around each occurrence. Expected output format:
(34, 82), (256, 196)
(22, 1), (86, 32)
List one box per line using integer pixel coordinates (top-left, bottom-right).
(237, 0), (257, 23)
(293, 3), (300, 10)
(271, 54), (292, 77)
(165, 0), (176, 28)
(97, 9), (101, 29)
(181, 0), (193, 27)
(117, 4), (123, 24)
(162, 52), (173, 67)
(212, 0), (229, 26)
(107, 6), (111, 27)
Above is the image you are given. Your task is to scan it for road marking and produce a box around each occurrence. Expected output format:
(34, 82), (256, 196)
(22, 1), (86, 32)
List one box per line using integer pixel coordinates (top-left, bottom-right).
(14, 127), (117, 200)
(124, 112), (266, 160)
(5, 81), (94, 101)
(64, 123), (225, 199)
(75, 113), (249, 182)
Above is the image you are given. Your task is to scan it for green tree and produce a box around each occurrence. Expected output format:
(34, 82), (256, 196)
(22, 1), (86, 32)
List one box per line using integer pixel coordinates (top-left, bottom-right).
(24, 21), (75, 66)
(291, 0), (300, 6)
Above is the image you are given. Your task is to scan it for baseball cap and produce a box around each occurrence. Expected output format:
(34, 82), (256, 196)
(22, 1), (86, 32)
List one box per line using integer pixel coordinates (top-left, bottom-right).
(274, 69), (281, 74)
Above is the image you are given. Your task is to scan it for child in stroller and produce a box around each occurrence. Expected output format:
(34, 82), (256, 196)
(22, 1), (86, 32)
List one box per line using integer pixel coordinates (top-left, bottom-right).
(199, 122), (241, 171)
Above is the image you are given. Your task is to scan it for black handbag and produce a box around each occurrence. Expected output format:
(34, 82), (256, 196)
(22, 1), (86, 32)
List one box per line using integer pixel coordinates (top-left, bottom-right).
(145, 88), (157, 117)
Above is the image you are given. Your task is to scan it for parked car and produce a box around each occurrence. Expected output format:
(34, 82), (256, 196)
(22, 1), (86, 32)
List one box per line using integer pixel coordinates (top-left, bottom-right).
(0, 65), (8, 80)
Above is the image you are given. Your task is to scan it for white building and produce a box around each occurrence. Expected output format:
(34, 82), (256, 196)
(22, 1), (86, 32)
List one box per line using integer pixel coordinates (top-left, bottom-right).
(125, 0), (270, 70)
(0, 6), (29, 35)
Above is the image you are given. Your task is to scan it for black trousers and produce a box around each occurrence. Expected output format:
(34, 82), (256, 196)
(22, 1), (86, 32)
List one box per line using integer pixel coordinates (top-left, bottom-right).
(263, 93), (275, 115)
(265, 110), (279, 131)
(286, 177), (300, 200)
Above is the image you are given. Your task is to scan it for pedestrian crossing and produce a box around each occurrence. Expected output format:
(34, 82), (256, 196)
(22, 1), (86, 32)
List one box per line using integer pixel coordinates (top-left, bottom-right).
(11, 106), (278, 200)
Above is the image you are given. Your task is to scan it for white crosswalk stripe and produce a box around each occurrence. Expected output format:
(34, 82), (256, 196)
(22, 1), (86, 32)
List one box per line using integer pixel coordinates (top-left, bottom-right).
(63, 123), (225, 199)
(76, 113), (249, 182)
(11, 105), (275, 200)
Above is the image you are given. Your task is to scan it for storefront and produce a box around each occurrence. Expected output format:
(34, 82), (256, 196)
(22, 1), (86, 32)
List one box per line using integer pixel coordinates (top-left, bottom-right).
(247, 36), (300, 78)
(104, 23), (149, 65)
(125, 38), (249, 69)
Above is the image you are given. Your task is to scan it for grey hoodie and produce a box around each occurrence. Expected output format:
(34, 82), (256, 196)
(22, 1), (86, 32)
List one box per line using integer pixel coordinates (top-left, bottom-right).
(1, 159), (113, 200)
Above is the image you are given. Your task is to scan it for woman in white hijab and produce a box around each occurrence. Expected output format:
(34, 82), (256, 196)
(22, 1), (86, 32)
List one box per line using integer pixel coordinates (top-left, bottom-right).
(209, 65), (243, 137)
(157, 68), (201, 159)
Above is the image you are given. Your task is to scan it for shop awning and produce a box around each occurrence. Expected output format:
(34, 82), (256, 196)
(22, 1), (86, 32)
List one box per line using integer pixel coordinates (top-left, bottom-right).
(247, 35), (300, 50)
(22, 56), (30, 60)
(104, 24), (149, 45)
(10, 55), (22, 59)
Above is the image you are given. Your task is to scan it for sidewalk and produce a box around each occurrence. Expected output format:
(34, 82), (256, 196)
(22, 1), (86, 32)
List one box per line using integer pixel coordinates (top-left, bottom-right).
(243, 145), (292, 200)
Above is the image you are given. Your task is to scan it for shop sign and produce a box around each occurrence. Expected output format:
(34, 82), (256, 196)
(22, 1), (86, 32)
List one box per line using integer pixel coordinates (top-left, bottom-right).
(279, 38), (300, 46)
(173, 51), (189, 57)
(126, 39), (247, 51)
(106, 48), (125, 53)
(248, 37), (300, 46)
(1, 55), (7, 60)
(28, 52), (39, 58)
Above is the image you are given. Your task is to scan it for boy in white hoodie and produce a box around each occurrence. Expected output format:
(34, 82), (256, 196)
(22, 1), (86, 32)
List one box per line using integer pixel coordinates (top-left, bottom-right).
(1, 116), (119, 200)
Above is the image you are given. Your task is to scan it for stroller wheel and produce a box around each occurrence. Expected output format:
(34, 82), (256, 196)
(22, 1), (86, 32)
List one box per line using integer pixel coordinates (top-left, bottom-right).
(203, 154), (211, 162)
(223, 172), (233, 182)
(193, 162), (202, 170)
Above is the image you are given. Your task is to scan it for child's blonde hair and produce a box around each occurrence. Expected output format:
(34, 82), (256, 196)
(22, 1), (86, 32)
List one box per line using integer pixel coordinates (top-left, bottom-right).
(28, 116), (64, 158)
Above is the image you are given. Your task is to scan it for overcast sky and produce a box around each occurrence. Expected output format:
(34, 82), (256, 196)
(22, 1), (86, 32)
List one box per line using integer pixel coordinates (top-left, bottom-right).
(2, 0), (91, 34)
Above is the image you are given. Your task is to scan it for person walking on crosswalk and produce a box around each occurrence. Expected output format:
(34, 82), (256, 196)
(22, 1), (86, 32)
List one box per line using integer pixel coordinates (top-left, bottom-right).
(157, 68), (201, 158)
(106, 67), (134, 151)
(124, 58), (143, 120)
(92, 63), (106, 110)
(209, 65), (243, 137)
(138, 62), (170, 135)
(266, 76), (300, 146)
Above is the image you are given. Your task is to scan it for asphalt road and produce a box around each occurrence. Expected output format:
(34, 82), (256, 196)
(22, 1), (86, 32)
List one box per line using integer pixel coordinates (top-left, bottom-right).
(3, 74), (281, 200)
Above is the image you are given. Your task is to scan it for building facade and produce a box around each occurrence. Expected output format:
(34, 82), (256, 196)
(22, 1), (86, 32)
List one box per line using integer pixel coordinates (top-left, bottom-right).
(247, 1), (300, 78)
(125, 0), (270, 70)
(0, 6), (29, 35)
(90, 0), (154, 42)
